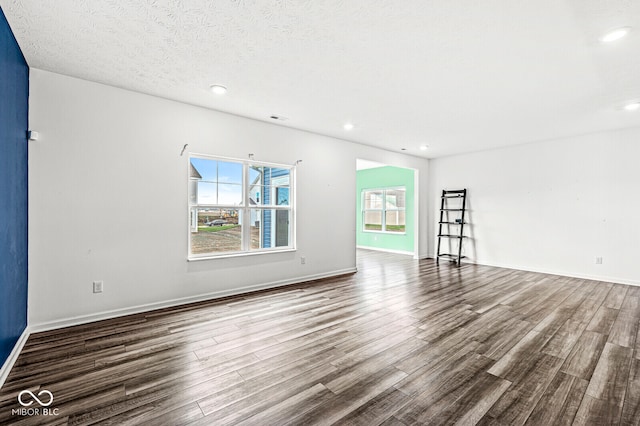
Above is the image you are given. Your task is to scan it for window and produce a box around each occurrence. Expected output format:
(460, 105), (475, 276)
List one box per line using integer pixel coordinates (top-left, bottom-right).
(362, 187), (406, 233)
(189, 155), (294, 259)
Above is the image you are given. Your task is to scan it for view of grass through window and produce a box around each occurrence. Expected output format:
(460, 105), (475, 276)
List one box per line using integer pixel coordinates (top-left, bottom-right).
(189, 156), (293, 257)
(363, 188), (406, 233)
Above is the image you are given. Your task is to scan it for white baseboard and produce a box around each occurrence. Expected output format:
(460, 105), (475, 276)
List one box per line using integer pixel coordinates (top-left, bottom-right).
(356, 246), (414, 256)
(29, 268), (357, 333)
(0, 326), (30, 390)
(378, 251), (640, 287)
(455, 258), (640, 287)
(426, 252), (640, 286)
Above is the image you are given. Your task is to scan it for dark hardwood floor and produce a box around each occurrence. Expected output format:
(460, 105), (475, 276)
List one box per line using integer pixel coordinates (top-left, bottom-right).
(1, 250), (640, 425)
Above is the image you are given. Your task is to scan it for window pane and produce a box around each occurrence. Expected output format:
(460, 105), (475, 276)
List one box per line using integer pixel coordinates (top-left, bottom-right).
(270, 168), (290, 186)
(190, 158), (242, 184)
(386, 189), (406, 209)
(249, 185), (262, 206)
(364, 190), (383, 209)
(249, 210), (261, 248)
(249, 166), (264, 185)
(189, 180), (198, 205)
(190, 158), (216, 181)
(218, 161), (243, 184)
(385, 210), (405, 233)
(275, 187), (290, 206)
(190, 208), (242, 254)
(218, 183), (243, 205)
(190, 157), (243, 205)
(249, 185), (291, 206)
(197, 182), (217, 204)
(250, 209), (290, 249)
(364, 211), (382, 231)
(248, 167), (292, 205)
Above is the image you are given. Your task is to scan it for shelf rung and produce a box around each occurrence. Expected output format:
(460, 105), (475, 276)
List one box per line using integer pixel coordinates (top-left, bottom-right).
(439, 222), (464, 225)
(437, 253), (467, 259)
(441, 208), (463, 211)
(438, 234), (464, 238)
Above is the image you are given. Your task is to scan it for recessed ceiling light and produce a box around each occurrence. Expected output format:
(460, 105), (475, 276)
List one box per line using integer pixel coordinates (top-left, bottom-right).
(624, 101), (640, 111)
(210, 85), (227, 95)
(600, 27), (631, 43)
(270, 115), (289, 121)
(343, 123), (354, 131)
(420, 145), (429, 151)
(401, 148), (407, 151)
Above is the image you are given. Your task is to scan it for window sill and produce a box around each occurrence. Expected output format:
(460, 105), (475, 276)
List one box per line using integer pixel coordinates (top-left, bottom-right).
(188, 248), (296, 261)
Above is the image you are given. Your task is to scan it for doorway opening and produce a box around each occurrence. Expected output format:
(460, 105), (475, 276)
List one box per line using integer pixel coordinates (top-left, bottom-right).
(356, 159), (419, 262)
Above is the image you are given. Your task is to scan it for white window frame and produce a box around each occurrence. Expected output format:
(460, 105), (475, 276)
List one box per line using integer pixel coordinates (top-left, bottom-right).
(188, 153), (296, 260)
(362, 186), (406, 234)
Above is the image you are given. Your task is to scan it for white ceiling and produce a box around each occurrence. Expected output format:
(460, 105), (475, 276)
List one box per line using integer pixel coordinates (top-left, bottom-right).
(2, 0), (640, 158)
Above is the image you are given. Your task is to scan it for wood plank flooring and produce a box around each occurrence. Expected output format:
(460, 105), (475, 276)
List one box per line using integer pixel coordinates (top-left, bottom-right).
(1, 250), (640, 425)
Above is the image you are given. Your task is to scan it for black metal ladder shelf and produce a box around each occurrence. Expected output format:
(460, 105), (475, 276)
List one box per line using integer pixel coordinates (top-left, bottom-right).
(436, 189), (467, 265)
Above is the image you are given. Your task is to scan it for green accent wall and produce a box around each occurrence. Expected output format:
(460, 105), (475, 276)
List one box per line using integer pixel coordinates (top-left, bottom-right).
(356, 166), (414, 253)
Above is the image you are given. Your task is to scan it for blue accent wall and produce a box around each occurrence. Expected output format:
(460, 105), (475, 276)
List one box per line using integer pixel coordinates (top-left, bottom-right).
(0, 7), (29, 368)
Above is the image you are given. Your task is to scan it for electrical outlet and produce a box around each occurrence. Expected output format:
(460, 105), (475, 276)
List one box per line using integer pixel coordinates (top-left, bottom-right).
(301, 256), (306, 265)
(595, 257), (603, 265)
(93, 280), (104, 293)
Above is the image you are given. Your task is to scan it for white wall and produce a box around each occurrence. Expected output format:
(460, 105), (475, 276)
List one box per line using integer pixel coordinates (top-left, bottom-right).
(28, 69), (429, 328)
(428, 128), (640, 285)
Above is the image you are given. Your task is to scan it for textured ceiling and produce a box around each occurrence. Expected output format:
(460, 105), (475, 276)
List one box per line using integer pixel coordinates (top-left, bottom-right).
(2, 0), (640, 158)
